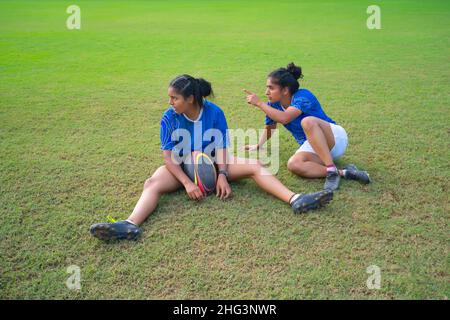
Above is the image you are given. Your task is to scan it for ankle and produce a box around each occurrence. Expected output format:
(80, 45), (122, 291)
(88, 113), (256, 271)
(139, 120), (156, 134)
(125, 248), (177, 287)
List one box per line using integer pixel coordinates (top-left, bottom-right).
(326, 164), (337, 173)
(126, 219), (139, 226)
(289, 193), (301, 204)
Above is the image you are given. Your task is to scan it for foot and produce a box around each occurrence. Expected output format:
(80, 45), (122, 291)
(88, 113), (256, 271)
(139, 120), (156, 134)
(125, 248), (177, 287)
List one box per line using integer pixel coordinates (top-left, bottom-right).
(324, 170), (341, 191)
(343, 164), (371, 184)
(291, 189), (333, 214)
(90, 220), (142, 241)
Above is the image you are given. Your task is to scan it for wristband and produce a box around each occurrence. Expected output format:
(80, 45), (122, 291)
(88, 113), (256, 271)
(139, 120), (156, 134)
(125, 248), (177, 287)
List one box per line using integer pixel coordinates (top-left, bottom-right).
(218, 170), (229, 180)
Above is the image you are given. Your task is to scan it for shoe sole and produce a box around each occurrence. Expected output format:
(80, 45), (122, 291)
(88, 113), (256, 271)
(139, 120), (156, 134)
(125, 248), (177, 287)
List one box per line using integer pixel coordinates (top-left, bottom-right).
(90, 224), (141, 241)
(295, 190), (333, 214)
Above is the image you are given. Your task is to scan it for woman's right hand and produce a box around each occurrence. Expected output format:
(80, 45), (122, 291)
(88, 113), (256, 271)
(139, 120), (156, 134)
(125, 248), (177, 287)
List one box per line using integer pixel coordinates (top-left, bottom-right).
(243, 144), (260, 151)
(184, 182), (204, 200)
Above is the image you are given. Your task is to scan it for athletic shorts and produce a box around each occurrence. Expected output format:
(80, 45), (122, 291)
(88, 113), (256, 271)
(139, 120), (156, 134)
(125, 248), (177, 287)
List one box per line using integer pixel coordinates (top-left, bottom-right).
(295, 123), (348, 160)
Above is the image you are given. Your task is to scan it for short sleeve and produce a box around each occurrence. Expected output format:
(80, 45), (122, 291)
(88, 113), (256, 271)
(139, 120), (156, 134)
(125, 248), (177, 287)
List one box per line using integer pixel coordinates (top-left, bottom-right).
(265, 115), (276, 125)
(291, 95), (313, 113)
(160, 113), (175, 150)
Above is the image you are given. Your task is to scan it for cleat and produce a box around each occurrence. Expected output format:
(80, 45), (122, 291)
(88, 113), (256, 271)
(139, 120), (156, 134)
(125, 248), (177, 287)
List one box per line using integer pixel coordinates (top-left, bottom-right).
(90, 220), (142, 241)
(324, 170), (341, 191)
(291, 189), (333, 214)
(343, 164), (371, 184)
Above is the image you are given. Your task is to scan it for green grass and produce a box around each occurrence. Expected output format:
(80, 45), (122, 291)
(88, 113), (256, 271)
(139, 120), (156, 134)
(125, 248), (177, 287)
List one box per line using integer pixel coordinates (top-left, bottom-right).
(1, 0), (449, 299)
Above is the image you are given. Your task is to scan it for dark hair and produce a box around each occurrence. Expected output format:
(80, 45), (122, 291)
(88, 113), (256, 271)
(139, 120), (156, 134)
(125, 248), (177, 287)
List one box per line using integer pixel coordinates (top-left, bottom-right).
(268, 62), (303, 95)
(169, 74), (213, 107)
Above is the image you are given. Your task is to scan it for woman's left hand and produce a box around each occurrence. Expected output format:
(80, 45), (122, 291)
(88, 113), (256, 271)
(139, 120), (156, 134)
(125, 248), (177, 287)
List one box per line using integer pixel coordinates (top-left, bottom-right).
(243, 89), (262, 107)
(216, 174), (232, 200)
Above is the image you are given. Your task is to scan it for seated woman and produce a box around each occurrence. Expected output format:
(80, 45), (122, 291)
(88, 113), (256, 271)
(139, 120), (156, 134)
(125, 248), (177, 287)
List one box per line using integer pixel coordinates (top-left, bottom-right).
(243, 63), (371, 191)
(90, 75), (333, 241)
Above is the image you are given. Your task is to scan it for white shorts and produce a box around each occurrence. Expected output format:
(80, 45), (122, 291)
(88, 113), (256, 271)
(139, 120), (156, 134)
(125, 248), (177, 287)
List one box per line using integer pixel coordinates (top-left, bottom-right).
(295, 123), (348, 159)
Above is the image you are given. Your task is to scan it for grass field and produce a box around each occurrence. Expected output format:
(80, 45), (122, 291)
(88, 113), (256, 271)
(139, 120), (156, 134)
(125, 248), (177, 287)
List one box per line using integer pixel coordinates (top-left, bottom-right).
(1, 0), (449, 299)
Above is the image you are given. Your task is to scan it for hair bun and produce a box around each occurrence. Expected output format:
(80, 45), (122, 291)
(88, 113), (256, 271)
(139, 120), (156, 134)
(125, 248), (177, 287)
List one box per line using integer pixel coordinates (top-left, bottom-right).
(196, 77), (213, 98)
(286, 62), (303, 80)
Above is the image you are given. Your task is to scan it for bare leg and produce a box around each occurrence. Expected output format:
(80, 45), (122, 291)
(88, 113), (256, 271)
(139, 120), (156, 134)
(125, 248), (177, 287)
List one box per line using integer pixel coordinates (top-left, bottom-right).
(301, 117), (335, 166)
(287, 151), (327, 178)
(227, 157), (295, 203)
(128, 165), (182, 225)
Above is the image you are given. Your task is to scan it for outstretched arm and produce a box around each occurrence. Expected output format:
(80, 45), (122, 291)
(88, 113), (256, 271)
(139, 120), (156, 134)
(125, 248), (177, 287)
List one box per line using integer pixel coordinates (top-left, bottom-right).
(243, 89), (301, 125)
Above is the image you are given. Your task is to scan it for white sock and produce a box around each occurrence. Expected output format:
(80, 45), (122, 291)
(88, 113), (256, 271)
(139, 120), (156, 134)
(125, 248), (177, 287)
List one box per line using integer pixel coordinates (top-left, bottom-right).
(125, 219), (138, 226)
(289, 194), (301, 204)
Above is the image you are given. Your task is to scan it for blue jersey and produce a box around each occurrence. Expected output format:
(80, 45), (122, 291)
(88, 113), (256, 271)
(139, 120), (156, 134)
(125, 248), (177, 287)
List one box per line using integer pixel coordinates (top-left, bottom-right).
(160, 100), (229, 158)
(265, 88), (336, 145)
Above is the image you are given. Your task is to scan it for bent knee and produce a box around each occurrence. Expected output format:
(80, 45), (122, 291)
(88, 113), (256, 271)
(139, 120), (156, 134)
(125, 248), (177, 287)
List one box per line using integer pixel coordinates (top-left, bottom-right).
(301, 117), (317, 131)
(143, 176), (164, 191)
(287, 157), (299, 172)
(143, 166), (166, 189)
(143, 177), (154, 189)
(251, 159), (266, 174)
(287, 158), (308, 176)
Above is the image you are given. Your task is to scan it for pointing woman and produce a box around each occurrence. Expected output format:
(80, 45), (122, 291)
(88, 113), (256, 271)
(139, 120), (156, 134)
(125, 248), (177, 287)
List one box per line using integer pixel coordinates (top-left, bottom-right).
(244, 63), (371, 191)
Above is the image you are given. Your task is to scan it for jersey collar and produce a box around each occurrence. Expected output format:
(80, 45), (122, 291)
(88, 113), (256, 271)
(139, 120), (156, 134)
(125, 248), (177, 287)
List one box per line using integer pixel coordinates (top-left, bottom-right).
(183, 107), (204, 122)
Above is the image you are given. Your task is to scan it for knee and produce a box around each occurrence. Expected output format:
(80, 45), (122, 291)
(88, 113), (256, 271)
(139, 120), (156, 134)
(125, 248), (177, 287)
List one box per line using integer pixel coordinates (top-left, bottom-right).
(249, 159), (265, 176)
(253, 159), (265, 172)
(301, 117), (317, 131)
(287, 157), (307, 176)
(143, 177), (160, 190)
(287, 157), (299, 172)
(254, 159), (264, 168)
(143, 177), (153, 189)
(143, 166), (166, 190)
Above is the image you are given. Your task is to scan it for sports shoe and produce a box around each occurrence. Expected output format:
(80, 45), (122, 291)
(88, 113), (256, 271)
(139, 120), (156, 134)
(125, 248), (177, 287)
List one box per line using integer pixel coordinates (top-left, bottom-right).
(343, 164), (371, 184)
(291, 189), (333, 214)
(90, 220), (142, 241)
(324, 170), (341, 191)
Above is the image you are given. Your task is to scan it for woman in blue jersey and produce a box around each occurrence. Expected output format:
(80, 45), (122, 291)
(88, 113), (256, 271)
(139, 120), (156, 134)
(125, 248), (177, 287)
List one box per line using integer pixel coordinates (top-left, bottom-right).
(90, 74), (333, 241)
(244, 63), (370, 191)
